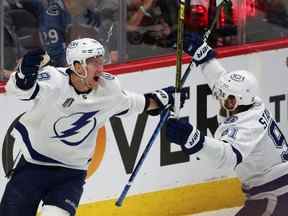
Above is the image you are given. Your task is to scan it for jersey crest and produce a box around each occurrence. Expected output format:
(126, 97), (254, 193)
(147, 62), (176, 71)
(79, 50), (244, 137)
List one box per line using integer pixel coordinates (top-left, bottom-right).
(52, 111), (98, 146)
(224, 115), (238, 124)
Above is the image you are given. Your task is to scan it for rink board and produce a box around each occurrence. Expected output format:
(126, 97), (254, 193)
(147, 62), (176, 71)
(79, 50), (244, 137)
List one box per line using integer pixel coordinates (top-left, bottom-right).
(0, 46), (288, 215)
(78, 178), (244, 216)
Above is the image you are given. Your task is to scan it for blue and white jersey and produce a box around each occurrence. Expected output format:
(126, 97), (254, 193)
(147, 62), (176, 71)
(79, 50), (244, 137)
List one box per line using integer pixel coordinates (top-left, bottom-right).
(197, 59), (288, 198)
(27, 0), (116, 65)
(30, 0), (70, 66)
(5, 66), (146, 170)
(40, 0), (70, 66)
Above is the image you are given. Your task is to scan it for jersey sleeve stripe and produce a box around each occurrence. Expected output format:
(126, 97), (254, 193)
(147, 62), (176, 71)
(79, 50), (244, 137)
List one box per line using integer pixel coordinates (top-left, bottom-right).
(243, 173), (288, 196)
(231, 145), (243, 166)
(113, 109), (129, 117)
(20, 84), (40, 101)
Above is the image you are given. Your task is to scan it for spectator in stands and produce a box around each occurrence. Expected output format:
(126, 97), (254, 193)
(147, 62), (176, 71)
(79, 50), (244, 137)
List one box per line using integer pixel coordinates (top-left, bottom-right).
(265, 0), (288, 28)
(3, 0), (119, 67)
(18, 0), (98, 66)
(1, 0), (40, 80)
(127, 0), (177, 49)
(58, 0), (119, 63)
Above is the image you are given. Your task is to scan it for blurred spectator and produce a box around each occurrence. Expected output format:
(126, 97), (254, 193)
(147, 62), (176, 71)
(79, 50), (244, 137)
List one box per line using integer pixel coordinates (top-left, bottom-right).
(2, 1), (17, 72)
(126, 0), (220, 50)
(264, 0), (288, 28)
(67, 0), (120, 63)
(127, 0), (177, 49)
(2, 0), (119, 69)
(187, 0), (237, 47)
(185, 0), (208, 32)
(19, 0), (99, 66)
(1, 0), (40, 79)
(23, 0), (70, 67)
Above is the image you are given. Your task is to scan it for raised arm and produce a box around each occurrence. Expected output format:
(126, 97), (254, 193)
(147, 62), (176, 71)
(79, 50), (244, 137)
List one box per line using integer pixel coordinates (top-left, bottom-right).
(183, 32), (227, 89)
(5, 49), (49, 100)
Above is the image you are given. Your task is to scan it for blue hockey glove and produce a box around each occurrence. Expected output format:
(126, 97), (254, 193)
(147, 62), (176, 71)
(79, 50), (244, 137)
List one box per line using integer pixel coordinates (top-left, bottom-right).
(145, 86), (190, 116)
(16, 48), (46, 90)
(166, 118), (205, 155)
(183, 32), (215, 66)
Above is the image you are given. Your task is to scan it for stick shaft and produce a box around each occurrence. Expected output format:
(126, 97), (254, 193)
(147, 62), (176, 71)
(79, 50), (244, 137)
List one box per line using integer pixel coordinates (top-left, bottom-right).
(115, 1), (231, 207)
(115, 111), (170, 206)
(174, 0), (186, 118)
(182, 0), (230, 85)
(205, 0), (228, 40)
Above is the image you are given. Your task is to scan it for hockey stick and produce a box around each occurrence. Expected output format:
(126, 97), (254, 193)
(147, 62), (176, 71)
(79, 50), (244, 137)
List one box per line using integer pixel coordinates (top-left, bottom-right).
(116, 1), (187, 206)
(115, 110), (170, 207)
(181, 0), (231, 85)
(115, 1), (230, 207)
(115, 67), (189, 207)
(174, 0), (186, 118)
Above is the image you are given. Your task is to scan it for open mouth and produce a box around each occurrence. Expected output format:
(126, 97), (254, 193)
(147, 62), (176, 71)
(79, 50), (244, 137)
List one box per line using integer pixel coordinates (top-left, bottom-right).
(93, 76), (99, 82)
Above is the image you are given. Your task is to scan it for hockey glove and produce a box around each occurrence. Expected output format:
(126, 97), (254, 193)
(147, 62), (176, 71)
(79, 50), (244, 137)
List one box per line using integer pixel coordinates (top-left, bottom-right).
(183, 32), (215, 66)
(16, 48), (47, 90)
(145, 86), (189, 116)
(166, 118), (205, 155)
(83, 9), (101, 28)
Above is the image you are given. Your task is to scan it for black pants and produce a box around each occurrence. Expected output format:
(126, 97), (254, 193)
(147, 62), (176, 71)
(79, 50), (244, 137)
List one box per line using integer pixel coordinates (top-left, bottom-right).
(0, 158), (86, 216)
(236, 193), (288, 216)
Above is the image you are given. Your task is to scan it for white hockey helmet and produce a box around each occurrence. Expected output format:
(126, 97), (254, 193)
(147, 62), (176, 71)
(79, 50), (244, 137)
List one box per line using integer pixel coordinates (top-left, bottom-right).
(213, 70), (259, 108)
(66, 38), (105, 73)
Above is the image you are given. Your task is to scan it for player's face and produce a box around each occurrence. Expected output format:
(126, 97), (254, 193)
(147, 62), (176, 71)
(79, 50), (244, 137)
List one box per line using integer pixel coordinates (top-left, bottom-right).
(218, 95), (238, 115)
(84, 56), (104, 88)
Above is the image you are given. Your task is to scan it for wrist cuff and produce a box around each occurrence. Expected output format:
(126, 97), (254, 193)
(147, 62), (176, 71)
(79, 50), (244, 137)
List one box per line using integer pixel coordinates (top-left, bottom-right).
(182, 129), (205, 155)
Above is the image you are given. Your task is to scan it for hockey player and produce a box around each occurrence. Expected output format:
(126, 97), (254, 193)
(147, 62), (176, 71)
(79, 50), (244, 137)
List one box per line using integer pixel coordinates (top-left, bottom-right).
(166, 32), (288, 216)
(0, 38), (186, 216)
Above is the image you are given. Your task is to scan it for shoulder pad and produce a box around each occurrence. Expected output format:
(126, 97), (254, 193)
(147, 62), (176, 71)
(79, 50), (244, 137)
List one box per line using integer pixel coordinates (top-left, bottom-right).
(37, 66), (67, 82)
(98, 72), (121, 94)
(100, 72), (115, 80)
(37, 71), (51, 81)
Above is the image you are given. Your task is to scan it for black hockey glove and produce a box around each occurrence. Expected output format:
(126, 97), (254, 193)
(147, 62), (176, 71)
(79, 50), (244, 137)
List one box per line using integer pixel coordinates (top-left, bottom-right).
(83, 9), (101, 28)
(166, 118), (205, 155)
(183, 32), (215, 66)
(16, 48), (46, 90)
(145, 86), (189, 116)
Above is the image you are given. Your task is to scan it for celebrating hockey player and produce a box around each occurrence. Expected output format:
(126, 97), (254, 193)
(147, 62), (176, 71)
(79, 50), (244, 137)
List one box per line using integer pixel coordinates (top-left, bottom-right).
(166, 32), (288, 216)
(0, 38), (186, 216)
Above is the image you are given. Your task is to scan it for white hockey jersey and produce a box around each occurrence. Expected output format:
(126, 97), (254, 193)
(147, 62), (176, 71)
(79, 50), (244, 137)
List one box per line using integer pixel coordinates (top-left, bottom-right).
(6, 66), (146, 170)
(198, 59), (288, 198)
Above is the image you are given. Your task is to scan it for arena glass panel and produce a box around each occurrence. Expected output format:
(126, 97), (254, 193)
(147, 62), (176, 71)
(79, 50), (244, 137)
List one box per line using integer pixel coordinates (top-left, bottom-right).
(0, 0), (288, 81)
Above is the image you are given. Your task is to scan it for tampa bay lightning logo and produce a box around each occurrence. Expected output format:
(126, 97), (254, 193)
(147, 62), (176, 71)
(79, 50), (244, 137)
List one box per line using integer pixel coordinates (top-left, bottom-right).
(224, 116), (238, 124)
(52, 111), (98, 146)
(230, 74), (245, 82)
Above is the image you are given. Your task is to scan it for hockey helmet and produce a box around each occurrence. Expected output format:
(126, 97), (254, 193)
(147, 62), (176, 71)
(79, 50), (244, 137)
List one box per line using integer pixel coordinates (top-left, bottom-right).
(66, 38), (105, 73)
(212, 70), (259, 109)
